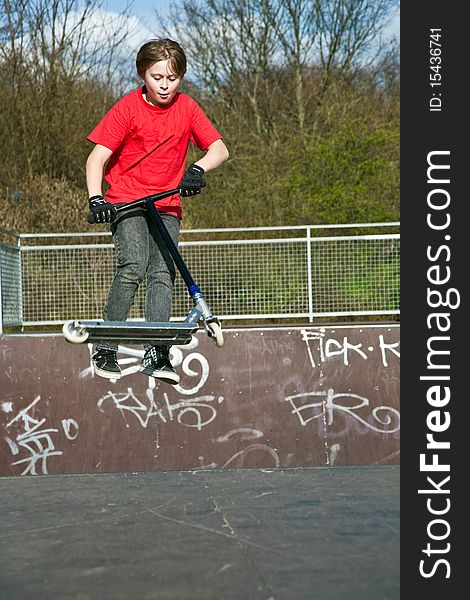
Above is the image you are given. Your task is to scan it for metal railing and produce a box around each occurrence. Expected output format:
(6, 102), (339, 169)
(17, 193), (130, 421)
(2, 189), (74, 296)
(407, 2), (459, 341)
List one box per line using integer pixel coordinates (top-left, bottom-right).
(0, 228), (22, 333)
(0, 222), (400, 330)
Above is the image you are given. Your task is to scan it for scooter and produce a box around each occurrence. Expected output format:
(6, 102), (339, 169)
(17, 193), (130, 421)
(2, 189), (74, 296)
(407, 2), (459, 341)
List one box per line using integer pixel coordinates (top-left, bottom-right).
(62, 189), (223, 348)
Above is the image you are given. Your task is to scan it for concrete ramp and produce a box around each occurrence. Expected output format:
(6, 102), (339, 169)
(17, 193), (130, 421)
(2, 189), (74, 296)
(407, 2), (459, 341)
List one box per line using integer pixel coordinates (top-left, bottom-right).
(0, 466), (400, 600)
(0, 324), (399, 476)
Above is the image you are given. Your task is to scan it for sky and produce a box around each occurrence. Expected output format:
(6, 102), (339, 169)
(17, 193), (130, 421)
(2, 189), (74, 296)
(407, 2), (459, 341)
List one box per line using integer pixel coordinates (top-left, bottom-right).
(103, 0), (400, 40)
(97, 1), (174, 57)
(102, 0), (171, 21)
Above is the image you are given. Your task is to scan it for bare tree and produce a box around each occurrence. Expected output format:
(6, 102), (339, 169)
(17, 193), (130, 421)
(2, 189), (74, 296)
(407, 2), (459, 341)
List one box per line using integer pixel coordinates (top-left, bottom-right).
(161, 0), (397, 135)
(264, 0), (319, 133)
(165, 0), (282, 138)
(316, 0), (398, 93)
(0, 0), (137, 182)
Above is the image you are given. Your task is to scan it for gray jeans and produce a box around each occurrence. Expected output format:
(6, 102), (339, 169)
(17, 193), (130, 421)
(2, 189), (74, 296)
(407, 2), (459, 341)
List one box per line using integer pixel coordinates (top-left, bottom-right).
(97, 209), (180, 352)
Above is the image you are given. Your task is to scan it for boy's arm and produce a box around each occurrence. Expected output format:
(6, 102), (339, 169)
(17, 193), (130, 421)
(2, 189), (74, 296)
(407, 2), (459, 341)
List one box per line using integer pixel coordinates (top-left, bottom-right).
(193, 139), (229, 173)
(179, 139), (229, 198)
(86, 144), (113, 197)
(86, 144), (114, 223)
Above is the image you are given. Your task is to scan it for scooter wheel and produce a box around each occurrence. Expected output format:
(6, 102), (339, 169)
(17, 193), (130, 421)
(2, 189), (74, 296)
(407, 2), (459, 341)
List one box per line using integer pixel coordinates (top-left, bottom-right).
(62, 320), (89, 344)
(208, 322), (224, 347)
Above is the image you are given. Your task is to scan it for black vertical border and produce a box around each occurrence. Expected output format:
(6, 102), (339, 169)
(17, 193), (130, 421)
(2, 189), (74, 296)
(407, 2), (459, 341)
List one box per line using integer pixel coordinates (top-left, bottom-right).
(401, 3), (465, 596)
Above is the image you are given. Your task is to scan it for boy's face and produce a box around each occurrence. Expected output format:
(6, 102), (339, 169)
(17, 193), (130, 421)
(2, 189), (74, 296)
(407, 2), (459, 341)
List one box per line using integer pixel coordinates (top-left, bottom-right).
(142, 59), (182, 107)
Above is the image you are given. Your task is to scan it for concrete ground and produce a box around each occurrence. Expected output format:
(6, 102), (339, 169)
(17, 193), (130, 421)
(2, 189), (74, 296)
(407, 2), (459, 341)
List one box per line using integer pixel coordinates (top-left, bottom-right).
(0, 466), (399, 600)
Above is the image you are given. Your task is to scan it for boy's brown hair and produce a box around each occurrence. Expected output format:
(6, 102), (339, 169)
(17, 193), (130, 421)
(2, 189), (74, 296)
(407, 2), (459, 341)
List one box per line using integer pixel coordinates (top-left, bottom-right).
(136, 38), (187, 78)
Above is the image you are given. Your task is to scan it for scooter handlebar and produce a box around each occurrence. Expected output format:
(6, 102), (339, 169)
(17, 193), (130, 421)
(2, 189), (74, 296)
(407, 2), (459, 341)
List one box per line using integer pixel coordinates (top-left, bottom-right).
(86, 188), (181, 224)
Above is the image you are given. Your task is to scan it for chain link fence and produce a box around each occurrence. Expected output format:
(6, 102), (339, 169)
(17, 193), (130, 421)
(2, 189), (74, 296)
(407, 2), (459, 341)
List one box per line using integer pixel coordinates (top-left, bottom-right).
(1, 223), (399, 330)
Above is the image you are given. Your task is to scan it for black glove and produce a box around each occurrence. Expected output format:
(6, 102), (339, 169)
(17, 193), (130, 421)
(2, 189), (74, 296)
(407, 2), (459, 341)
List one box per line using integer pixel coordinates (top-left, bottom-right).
(88, 195), (115, 223)
(178, 164), (206, 197)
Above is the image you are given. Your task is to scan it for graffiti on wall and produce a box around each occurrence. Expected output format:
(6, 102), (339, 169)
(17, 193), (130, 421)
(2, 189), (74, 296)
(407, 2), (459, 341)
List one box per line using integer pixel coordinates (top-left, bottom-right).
(284, 327), (400, 465)
(93, 336), (223, 430)
(3, 396), (78, 475)
(300, 328), (400, 368)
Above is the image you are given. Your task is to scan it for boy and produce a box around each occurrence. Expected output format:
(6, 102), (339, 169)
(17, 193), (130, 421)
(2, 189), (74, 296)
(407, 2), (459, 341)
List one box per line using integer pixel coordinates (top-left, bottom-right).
(86, 38), (229, 385)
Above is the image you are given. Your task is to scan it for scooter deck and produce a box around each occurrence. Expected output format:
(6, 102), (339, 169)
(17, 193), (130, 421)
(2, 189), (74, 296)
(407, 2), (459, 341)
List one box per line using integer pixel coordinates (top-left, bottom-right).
(64, 320), (198, 344)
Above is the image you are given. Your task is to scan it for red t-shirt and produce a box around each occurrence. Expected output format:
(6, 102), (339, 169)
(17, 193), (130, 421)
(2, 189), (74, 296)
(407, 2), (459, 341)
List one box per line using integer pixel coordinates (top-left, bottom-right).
(87, 88), (222, 218)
